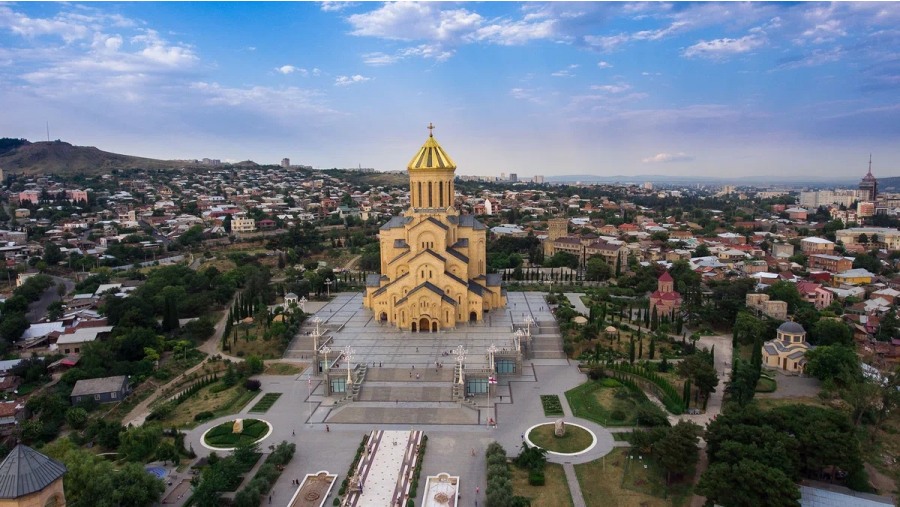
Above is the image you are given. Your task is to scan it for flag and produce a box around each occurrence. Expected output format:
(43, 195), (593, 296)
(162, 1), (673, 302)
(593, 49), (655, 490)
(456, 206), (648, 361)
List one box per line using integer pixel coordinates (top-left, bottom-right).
(488, 376), (497, 384)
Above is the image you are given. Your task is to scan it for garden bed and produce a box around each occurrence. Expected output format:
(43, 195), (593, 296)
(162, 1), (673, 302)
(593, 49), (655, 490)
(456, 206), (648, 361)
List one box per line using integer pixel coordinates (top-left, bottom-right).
(566, 379), (642, 426)
(203, 419), (272, 449)
(540, 395), (564, 416)
(511, 462), (573, 507)
(249, 393), (282, 413)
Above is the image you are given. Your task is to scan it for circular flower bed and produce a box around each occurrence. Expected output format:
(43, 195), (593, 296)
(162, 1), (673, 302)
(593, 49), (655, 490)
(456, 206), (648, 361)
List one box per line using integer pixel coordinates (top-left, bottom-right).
(202, 419), (272, 449)
(526, 423), (595, 455)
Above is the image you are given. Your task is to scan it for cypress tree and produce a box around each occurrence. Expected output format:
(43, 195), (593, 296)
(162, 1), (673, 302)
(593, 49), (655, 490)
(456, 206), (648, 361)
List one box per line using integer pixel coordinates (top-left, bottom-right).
(649, 336), (656, 360)
(638, 337), (643, 359)
(628, 339), (635, 365)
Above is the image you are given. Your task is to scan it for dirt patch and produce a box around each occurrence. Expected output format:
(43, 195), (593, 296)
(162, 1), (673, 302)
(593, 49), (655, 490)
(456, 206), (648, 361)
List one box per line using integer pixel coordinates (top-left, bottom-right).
(864, 463), (897, 495)
(511, 463), (573, 507)
(291, 473), (337, 507)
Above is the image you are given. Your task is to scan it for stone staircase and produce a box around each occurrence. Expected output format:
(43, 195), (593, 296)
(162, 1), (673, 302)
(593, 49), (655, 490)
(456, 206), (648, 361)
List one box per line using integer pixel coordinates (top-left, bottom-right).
(530, 319), (566, 359)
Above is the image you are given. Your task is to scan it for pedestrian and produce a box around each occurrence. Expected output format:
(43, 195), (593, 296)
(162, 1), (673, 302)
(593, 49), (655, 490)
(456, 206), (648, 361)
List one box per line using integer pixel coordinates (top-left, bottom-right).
(471, 448), (475, 456)
(269, 494), (272, 504)
(476, 486), (480, 495)
(292, 429), (295, 436)
(521, 433), (524, 439)
(326, 425), (330, 432)
(409, 372), (412, 378)
(379, 362), (382, 367)
(499, 395), (503, 401)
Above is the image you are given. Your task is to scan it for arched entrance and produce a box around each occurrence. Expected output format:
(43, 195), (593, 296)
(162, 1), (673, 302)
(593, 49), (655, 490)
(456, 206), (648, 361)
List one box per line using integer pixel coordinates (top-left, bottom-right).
(419, 317), (430, 332)
(469, 311), (477, 322)
(379, 312), (387, 322)
(431, 321), (438, 332)
(411, 322), (417, 332)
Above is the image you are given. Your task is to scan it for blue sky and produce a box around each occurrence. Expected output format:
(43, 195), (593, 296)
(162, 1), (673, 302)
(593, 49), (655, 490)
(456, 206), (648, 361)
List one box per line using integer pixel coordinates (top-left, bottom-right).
(1, 2), (898, 179)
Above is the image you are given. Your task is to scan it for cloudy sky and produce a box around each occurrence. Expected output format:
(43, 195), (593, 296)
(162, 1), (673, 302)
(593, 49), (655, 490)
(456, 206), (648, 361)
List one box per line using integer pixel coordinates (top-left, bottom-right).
(1, 2), (898, 179)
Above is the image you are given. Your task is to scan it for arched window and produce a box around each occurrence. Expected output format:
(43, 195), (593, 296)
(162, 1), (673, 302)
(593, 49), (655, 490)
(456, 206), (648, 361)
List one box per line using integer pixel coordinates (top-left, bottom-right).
(439, 181), (444, 207)
(428, 182), (433, 207)
(418, 182), (423, 207)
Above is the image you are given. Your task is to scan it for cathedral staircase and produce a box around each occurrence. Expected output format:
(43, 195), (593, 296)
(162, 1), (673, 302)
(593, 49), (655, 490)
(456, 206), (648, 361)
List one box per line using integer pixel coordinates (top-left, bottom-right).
(530, 319), (566, 359)
(326, 366), (479, 425)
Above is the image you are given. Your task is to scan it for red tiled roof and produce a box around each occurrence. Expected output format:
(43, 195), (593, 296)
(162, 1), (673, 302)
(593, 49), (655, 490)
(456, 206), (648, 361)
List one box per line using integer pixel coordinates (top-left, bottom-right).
(658, 271), (673, 282)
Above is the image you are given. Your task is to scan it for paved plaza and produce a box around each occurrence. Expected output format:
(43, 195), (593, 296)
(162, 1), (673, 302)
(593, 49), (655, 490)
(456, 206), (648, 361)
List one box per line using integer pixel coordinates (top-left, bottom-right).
(181, 292), (618, 507)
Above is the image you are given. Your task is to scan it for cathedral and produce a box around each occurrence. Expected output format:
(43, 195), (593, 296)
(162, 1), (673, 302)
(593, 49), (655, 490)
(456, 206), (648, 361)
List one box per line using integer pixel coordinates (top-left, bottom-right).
(363, 125), (506, 331)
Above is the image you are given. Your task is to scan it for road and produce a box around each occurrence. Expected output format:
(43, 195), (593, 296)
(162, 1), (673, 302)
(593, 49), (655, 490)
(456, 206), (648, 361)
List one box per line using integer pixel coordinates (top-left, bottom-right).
(26, 275), (75, 323)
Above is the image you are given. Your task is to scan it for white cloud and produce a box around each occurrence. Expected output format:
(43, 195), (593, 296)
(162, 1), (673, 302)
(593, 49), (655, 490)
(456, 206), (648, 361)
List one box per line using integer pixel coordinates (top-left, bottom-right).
(642, 152), (693, 163)
(632, 21), (689, 41)
(319, 1), (356, 12)
(362, 52), (400, 66)
(347, 2), (561, 50)
(683, 34), (766, 59)
(584, 34), (629, 53)
(334, 74), (371, 86)
(400, 44), (454, 62)
(597, 61), (612, 68)
(590, 84), (631, 93)
(551, 64), (579, 78)
(190, 81), (337, 117)
(0, 5), (90, 43)
(471, 18), (557, 46)
(509, 87), (545, 105)
(348, 3), (482, 42)
(276, 65), (299, 74)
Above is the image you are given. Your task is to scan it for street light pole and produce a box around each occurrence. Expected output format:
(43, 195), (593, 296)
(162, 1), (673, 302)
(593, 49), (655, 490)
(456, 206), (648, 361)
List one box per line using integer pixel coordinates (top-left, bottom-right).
(343, 345), (354, 386)
(325, 279), (333, 299)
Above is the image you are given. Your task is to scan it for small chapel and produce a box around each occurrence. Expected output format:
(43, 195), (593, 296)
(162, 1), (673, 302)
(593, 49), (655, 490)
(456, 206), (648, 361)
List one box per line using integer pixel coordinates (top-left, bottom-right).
(649, 270), (682, 318)
(363, 125), (506, 331)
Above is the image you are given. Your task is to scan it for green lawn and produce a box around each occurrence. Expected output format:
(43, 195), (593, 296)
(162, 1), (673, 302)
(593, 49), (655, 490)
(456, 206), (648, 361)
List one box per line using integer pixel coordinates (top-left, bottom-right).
(249, 393), (282, 413)
(566, 379), (644, 427)
(529, 424), (593, 454)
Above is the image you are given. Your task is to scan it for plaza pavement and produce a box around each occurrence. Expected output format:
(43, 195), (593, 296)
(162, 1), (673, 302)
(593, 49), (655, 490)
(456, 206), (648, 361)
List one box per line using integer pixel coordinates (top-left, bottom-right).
(181, 292), (618, 507)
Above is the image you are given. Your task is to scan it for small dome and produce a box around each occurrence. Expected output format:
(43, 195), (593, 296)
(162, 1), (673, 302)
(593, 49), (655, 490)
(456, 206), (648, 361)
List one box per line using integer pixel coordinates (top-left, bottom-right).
(605, 326), (617, 333)
(407, 126), (457, 171)
(778, 321), (805, 334)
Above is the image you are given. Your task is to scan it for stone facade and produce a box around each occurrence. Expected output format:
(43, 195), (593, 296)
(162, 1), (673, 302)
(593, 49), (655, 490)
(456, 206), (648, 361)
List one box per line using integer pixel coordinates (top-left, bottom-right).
(363, 127), (505, 331)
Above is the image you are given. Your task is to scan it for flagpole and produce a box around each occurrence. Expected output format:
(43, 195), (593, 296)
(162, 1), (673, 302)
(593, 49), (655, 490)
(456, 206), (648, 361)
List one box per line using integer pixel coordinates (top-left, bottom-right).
(307, 373), (311, 423)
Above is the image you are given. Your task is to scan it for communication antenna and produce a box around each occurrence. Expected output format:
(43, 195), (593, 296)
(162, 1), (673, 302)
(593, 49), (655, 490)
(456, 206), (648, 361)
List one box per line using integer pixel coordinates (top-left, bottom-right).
(46, 121), (50, 142)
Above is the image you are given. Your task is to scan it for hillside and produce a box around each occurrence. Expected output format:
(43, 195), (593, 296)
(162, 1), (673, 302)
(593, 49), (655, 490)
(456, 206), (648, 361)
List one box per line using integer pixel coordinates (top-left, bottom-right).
(0, 139), (192, 176)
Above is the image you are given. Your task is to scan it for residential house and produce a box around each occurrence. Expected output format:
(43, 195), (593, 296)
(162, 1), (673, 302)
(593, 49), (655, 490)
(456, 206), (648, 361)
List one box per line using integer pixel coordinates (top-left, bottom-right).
(746, 293), (788, 321)
(808, 254), (853, 273)
(833, 268), (876, 286)
(800, 237), (835, 254)
(796, 281), (834, 310)
(70, 375), (131, 404)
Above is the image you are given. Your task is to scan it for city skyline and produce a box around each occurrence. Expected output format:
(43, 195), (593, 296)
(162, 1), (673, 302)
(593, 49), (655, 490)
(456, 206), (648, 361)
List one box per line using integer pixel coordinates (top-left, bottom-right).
(0, 2), (898, 178)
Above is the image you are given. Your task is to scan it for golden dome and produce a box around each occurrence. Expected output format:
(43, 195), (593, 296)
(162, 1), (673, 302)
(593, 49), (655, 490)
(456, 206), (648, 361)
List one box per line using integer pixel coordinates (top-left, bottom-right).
(407, 123), (456, 171)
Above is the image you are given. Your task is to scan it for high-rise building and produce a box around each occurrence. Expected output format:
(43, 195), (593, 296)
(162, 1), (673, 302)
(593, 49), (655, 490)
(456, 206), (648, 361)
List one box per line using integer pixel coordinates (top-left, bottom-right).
(859, 155), (877, 202)
(532, 175), (545, 184)
(363, 124), (505, 331)
(281, 158), (290, 168)
(509, 173), (518, 183)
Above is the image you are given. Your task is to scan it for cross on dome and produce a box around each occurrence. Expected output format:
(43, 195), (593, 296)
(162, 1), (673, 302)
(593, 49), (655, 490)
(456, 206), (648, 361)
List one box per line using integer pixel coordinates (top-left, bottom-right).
(427, 122), (435, 137)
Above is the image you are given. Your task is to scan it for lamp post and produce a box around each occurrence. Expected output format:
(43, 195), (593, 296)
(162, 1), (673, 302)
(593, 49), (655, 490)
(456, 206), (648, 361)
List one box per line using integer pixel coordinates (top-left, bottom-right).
(311, 317), (323, 351)
(325, 279), (333, 299)
(453, 345), (467, 386)
(320, 345), (331, 374)
(524, 315), (535, 336)
(343, 345), (354, 386)
(487, 343), (499, 372)
(513, 329), (525, 353)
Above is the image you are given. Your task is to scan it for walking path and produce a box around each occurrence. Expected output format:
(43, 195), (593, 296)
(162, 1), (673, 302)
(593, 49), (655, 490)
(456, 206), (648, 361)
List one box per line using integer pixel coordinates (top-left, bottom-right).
(563, 463), (587, 507)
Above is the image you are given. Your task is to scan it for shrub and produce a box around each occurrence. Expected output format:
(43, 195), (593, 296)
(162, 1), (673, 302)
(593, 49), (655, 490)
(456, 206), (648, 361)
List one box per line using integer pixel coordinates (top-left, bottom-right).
(194, 411), (215, 422)
(599, 378), (622, 388)
(528, 470), (545, 486)
(610, 409), (627, 421)
(244, 379), (261, 391)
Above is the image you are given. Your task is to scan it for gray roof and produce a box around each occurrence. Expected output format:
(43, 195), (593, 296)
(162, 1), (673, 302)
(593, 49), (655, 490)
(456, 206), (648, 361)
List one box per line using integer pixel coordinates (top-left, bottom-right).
(778, 321), (806, 334)
(485, 273), (502, 287)
(365, 274), (384, 287)
(0, 445), (66, 499)
(380, 216), (411, 230)
(70, 375), (128, 397)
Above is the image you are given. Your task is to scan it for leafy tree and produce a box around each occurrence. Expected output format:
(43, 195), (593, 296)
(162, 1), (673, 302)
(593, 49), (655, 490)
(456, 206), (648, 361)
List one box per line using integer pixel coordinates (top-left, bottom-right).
(805, 345), (861, 385)
(852, 252), (881, 274)
(676, 350), (719, 406)
(118, 424), (164, 462)
(0, 312), (30, 342)
(65, 407), (88, 429)
(246, 355), (264, 375)
(693, 243), (711, 258)
(767, 281), (803, 313)
(585, 256), (612, 281)
(875, 309), (897, 342)
(811, 319), (852, 346)
(725, 359), (757, 406)
(698, 459), (800, 507)
(653, 421), (702, 484)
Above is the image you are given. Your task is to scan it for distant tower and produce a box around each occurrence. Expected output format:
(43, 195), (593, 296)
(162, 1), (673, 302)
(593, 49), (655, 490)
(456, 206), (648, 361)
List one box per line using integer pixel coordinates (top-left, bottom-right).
(859, 154), (877, 201)
(281, 158), (290, 168)
(544, 218), (569, 256)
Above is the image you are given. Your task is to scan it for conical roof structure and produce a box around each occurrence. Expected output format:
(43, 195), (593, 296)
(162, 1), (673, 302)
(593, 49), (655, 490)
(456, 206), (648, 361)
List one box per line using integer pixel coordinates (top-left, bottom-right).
(0, 444), (67, 499)
(407, 124), (456, 171)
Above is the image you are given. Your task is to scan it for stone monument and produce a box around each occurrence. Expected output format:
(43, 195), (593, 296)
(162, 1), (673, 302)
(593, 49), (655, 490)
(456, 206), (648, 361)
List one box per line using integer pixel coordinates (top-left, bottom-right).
(232, 418), (243, 434)
(554, 419), (566, 437)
